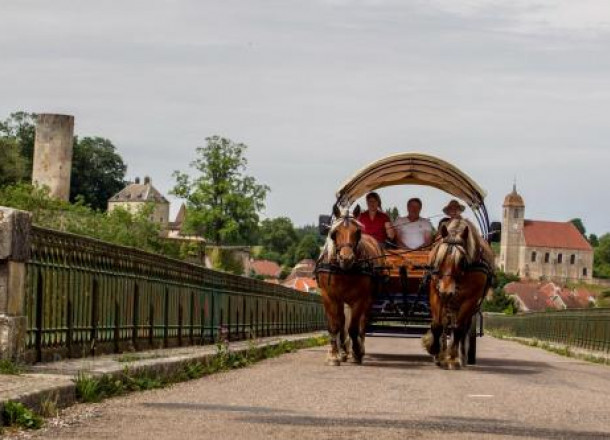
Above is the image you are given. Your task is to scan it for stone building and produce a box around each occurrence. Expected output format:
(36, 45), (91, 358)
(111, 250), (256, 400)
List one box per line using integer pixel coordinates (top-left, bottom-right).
(497, 185), (593, 282)
(107, 177), (170, 226)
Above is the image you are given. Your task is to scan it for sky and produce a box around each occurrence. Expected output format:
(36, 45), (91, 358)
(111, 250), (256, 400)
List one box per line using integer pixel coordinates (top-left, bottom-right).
(1, 0), (609, 234)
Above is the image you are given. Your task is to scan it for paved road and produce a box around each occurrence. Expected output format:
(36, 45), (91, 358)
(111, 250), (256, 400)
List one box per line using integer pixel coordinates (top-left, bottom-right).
(25, 336), (610, 440)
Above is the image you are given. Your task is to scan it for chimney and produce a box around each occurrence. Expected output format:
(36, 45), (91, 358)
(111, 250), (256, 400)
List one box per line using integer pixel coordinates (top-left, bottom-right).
(144, 176), (151, 185)
(135, 177), (141, 184)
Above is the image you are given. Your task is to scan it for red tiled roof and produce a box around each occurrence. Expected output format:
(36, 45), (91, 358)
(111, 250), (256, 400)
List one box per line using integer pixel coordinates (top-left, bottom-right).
(505, 281), (597, 312)
(250, 259), (281, 278)
(523, 220), (592, 251)
(282, 277), (318, 293)
(504, 282), (560, 312)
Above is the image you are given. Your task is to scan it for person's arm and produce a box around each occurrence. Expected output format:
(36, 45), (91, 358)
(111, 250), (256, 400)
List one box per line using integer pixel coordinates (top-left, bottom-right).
(423, 221), (433, 246)
(384, 220), (396, 241)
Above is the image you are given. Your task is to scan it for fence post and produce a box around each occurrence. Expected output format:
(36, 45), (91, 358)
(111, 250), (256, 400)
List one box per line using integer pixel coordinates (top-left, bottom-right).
(0, 207), (31, 361)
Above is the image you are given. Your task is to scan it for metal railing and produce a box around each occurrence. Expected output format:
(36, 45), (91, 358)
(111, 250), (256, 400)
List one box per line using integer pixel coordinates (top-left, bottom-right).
(485, 309), (610, 353)
(24, 226), (326, 362)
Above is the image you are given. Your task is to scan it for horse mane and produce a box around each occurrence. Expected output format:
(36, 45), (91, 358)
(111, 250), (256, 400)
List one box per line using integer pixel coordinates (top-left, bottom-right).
(430, 218), (480, 268)
(319, 216), (383, 265)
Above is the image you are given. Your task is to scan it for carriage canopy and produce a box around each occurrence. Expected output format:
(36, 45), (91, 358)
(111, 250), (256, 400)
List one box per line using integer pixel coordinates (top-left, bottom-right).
(334, 153), (491, 238)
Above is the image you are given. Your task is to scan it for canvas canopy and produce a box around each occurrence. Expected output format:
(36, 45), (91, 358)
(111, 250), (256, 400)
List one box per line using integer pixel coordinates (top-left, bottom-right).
(335, 153), (487, 208)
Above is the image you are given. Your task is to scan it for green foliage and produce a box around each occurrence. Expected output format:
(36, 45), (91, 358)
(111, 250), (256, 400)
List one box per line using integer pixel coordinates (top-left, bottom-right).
(0, 359), (24, 375)
(294, 234), (321, 262)
(172, 136), (269, 245)
(589, 233), (599, 247)
(0, 183), (181, 257)
(0, 112), (36, 180)
(259, 217), (297, 256)
(593, 233), (610, 278)
(385, 206), (400, 222)
(2, 401), (43, 430)
(570, 218), (586, 237)
(207, 247), (245, 275)
(482, 270), (520, 314)
(0, 138), (28, 186)
(70, 136), (127, 211)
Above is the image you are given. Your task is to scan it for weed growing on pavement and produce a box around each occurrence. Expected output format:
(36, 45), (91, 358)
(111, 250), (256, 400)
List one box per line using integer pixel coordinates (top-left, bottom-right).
(72, 335), (329, 406)
(74, 372), (102, 403)
(39, 393), (59, 418)
(2, 401), (43, 430)
(0, 359), (24, 375)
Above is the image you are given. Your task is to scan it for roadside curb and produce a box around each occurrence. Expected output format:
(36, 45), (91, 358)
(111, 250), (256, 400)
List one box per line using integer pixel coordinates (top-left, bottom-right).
(0, 332), (327, 421)
(490, 334), (610, 365)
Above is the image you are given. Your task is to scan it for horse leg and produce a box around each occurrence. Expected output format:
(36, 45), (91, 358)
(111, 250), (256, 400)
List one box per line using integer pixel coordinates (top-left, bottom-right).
(445, 326), (465, 370)
(323, 297), (342, 366)
(348, 297), (370, 364)
(339, 304), (349, 362)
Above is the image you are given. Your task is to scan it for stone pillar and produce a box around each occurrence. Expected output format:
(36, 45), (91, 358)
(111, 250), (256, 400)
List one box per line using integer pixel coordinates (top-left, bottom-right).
(32, 114), (75, 201)
(0, 207), (32, 360)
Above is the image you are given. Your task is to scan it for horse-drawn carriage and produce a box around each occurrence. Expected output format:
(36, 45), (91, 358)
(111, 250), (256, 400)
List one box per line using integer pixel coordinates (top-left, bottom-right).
(316, 153), (496, 369)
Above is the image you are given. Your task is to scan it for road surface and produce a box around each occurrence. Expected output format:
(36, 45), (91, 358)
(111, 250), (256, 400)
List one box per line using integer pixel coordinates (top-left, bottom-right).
(24, 336), (610, 439)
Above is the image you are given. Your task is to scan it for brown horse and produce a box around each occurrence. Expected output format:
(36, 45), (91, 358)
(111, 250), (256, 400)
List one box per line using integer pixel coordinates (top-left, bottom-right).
(315, 205), (385, 366)
(423, 218), (494, 369)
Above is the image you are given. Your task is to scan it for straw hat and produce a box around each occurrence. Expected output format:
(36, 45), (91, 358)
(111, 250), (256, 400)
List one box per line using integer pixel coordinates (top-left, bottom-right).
(442, 199), (466, 215)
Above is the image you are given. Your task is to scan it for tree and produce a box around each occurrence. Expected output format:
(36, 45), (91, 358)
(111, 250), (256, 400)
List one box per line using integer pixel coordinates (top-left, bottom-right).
(481, 271), (520, 314)
(589, 233), (599, 247)
(294, 234), (321, 261)
(0, 112), (36, 179)
(0, 138), (28, 186)
(171, 136), (269, 245)
(259, 217), (298, 256)
(70, 137), (127, 211)
(385, 206), (400, 222)
(570, 218), (586, 237)
(594, 233), (610, 278)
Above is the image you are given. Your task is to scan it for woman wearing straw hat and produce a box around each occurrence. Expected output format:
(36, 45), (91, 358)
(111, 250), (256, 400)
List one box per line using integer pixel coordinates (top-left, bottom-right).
(437, 199), (466, 232)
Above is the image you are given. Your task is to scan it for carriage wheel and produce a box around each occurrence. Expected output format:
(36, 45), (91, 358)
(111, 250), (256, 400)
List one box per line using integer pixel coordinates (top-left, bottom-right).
(467, 318), (477, 365)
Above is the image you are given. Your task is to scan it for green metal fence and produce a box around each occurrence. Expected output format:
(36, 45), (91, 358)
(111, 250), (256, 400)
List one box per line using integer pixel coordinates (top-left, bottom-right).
(24, 226), (326, 363)
(485, 309), (610, 353)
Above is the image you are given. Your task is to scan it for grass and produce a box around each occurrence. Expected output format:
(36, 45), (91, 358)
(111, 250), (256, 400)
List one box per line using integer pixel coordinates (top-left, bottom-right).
(0, 359), (24, 375)
(487, 328), (609, 365)
(73, 335), (329, 404)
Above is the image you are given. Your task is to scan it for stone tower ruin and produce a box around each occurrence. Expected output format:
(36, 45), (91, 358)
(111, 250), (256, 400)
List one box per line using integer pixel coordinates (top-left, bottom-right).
(32, 114), (75, 201)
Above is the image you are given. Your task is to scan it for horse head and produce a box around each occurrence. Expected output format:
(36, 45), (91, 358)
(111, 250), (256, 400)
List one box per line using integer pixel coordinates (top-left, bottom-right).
(329, 204), (362, 270)
(430, 219), (473, 298)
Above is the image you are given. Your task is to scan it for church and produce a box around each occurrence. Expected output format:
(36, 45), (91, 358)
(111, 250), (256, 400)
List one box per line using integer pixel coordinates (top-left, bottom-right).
(497, 185), (593, 282)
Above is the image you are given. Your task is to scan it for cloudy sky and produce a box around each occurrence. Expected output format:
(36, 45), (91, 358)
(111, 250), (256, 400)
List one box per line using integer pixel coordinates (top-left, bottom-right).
(1, 0), (608, 234)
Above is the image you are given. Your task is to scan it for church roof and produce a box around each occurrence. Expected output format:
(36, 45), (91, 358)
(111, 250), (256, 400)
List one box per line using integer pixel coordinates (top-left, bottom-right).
(109, 177), (168, 204)
(503, 184), (524, 207)
(523, 220), (592, 251)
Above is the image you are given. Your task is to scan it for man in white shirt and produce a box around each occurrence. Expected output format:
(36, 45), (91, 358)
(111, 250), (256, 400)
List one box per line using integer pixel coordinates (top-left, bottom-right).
(393, 198), (433, 249)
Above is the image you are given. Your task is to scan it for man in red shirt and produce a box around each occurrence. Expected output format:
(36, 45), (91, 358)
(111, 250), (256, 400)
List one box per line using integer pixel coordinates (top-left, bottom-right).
(357, 192), (395, 245)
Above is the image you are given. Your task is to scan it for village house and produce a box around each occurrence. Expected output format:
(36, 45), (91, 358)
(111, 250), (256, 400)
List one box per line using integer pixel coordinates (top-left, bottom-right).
(497, 185), (593, 282)
(505, 281), (597, 312)
(107, 176), (170, 226)
(282, 259), (319, 294)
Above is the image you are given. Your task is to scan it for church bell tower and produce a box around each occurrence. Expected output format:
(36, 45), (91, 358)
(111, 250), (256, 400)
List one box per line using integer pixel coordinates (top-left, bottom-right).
(500, 183), (525, 274)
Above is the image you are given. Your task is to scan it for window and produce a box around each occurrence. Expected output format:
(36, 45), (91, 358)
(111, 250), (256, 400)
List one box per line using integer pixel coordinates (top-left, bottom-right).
(544, 253), (550, 263)
(531, 251), (537, 262)
(570, 254), (576, 265)
(583, 268), (588, 277)
(513, 209), (520, 219)
(558, 253), (563, 264)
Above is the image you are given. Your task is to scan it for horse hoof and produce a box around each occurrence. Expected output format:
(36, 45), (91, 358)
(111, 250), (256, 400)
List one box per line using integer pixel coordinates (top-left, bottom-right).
(326, 358), (340, 366)
(433, 355), (441, 366)
(339, 352), (348, 362)
(446, 360), (462, 370)
(350, 356), (363, 364)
